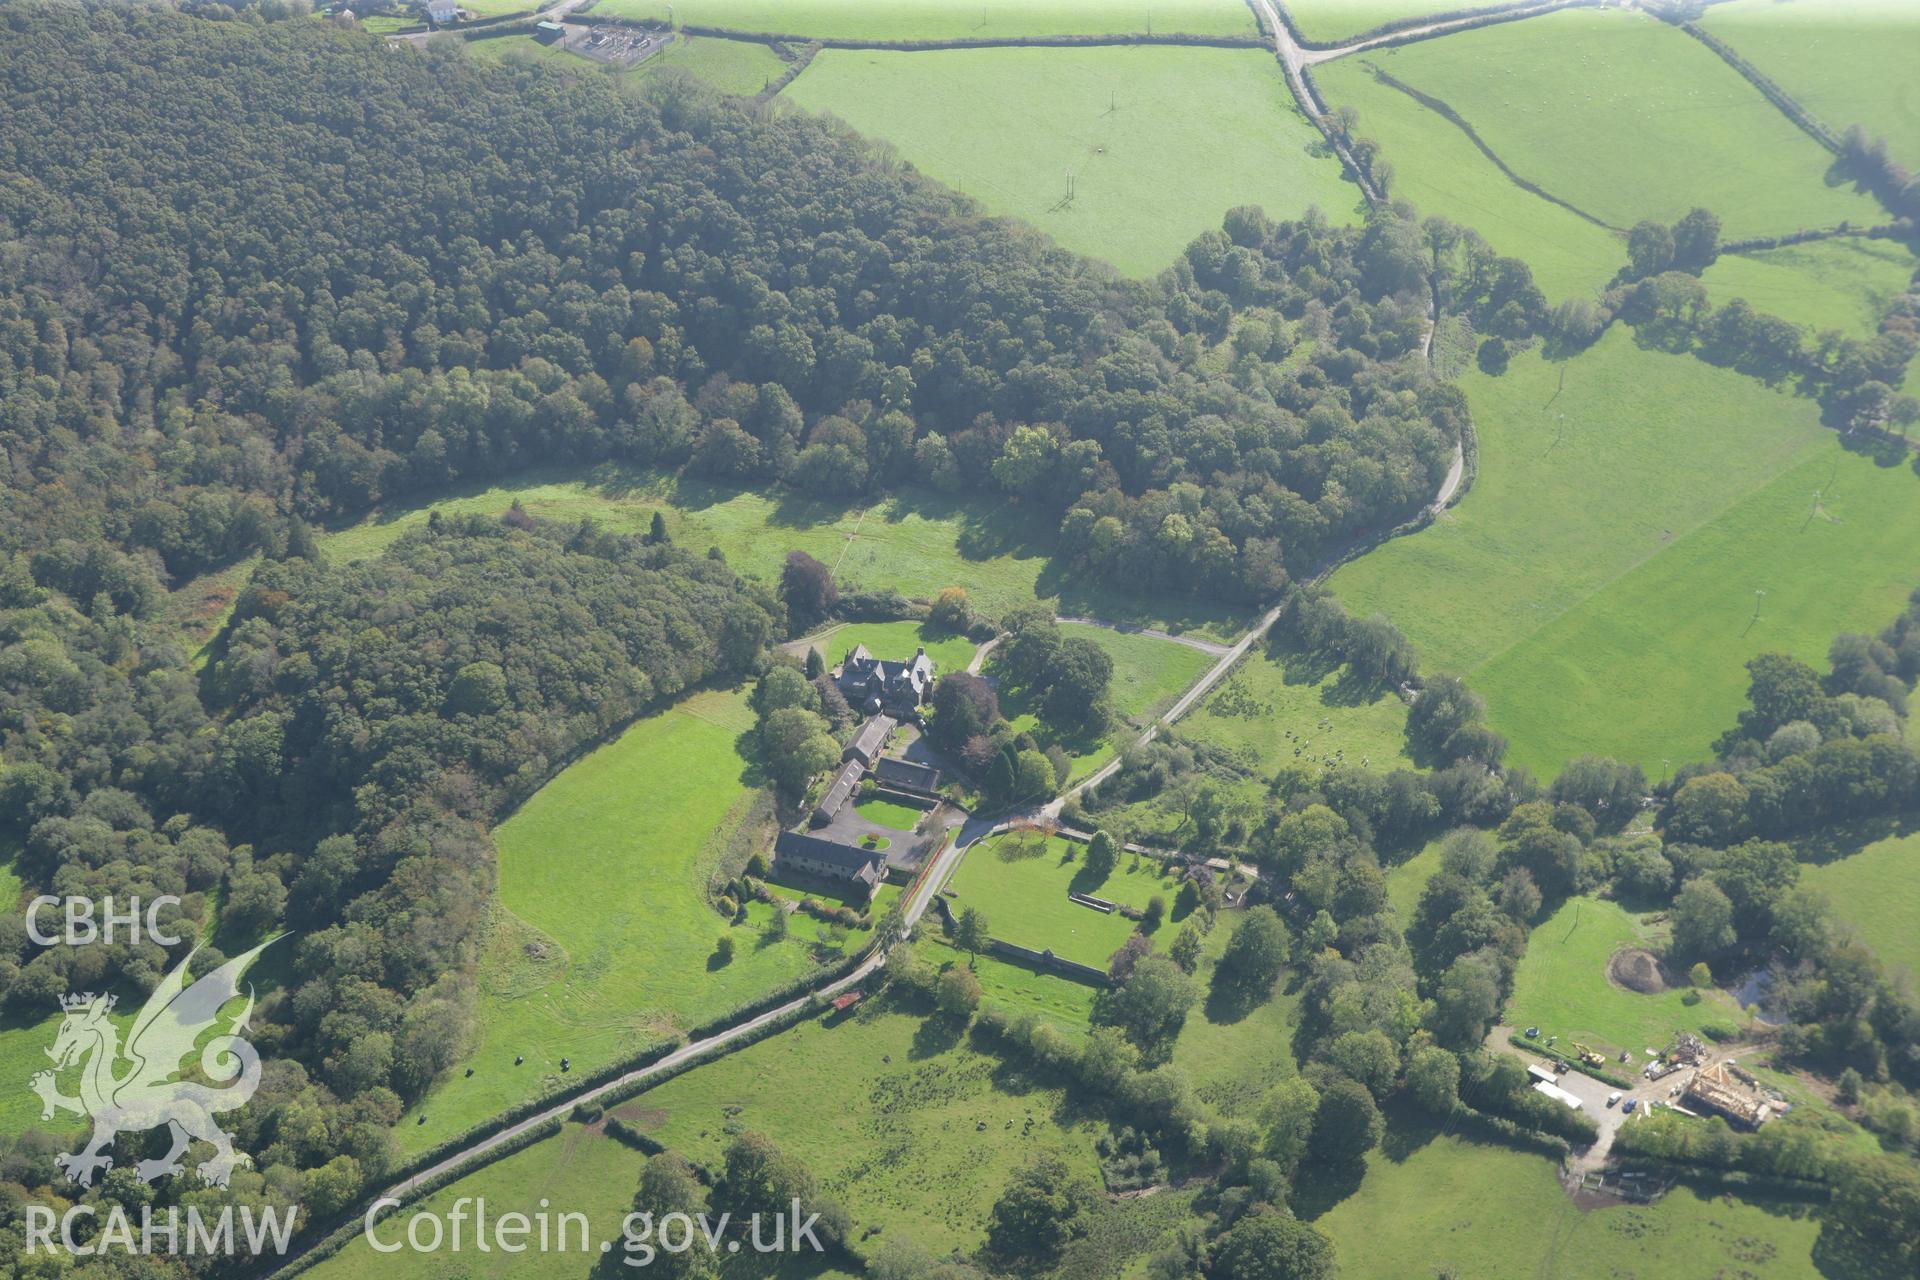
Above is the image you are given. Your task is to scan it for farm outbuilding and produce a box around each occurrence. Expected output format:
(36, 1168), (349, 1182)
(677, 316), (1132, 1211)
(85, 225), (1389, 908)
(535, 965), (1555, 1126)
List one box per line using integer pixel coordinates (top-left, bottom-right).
(1531, 1080), (1584, 1111)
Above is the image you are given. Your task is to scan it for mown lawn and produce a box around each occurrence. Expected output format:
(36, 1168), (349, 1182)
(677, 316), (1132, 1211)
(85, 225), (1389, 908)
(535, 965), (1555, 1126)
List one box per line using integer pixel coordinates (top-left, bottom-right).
(1504, 897), (1742, 1060)
(588, 0), (1254, 39)
(946, 833), (1185, 969)
(785, 45), (1360, 278)
(1803, 827), (1920, 983)
(853, 797), (926, 832)
(320, 466), (1240, 639)
(1314, 1124), (1824, 1279)
(399, 689), (874, 1154)
(1702, 0), (1920, 171)
(1383, 836), (1444, 922)
(798, 619), (978, 681)
(1330, 327), (1920, 776)
(1702, 235), (1919, 342)
(621, 1003), (1105, 1254)
(1342, 7), (1882, 242)
(1179, 641), (1414, 777)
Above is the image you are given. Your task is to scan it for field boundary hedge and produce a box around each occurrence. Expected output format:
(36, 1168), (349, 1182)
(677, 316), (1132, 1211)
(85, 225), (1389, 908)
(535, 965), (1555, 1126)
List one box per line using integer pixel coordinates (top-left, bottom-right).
(1355, 61), (1621, 231)
(1507, 1033), (1636, 1089)
(1271, 0), (1593, 52)
(1674, 20), (1839, 154)
(565, 16), (1264, 52)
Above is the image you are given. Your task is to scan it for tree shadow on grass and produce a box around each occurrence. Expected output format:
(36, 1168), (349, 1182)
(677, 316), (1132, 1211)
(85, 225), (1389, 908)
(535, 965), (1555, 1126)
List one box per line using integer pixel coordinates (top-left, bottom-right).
(910, 1012), (968, 1060)
(1377, 1103), (1445, 1164)
(1201, 975), (1267, 1029)
(1288, 1157), (1369, 1221)
(1787, 811), (1919, 866)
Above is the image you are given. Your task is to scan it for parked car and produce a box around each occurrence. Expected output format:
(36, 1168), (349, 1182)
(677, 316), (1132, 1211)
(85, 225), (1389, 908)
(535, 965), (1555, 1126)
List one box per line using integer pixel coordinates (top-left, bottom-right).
(1606, 1091), (1623, 1107)
(1623, 1098), (1639, 1114)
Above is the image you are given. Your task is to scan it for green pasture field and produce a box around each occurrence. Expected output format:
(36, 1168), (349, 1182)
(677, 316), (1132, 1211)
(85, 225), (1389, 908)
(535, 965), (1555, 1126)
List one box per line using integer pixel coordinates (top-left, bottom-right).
(1341, 7), (1883, 242)
(469, 33), (600, 72)
(320, 465), (1241, 639)
(1070, 624), (1216, 730)
(1330, 327), (1920, 775)
(946, 832), (1184, 968)
(1313, 1124), (1823, 1279)
(620, 1002), (1105, 1254)
(1311, 55), (1624, 302)
(587, 0), (1255, 39)
(1804, 827), (1920, 982)
(784, 46), (1360, 278)
(459, 0), (537, 15)
(798, 619), (978, 679)
(0, 1008), (66, 1140)
(1702, 0), (1920, 171)
(399, 689), (874, 1154)
(1504, 897), (1741, 1061)
(1284, 0), (1472, 44)
(1170, 911), (1303, 1119)
(1180, 641), (1415, 777)
(1703, 235), (1919, 342)
(918, 937), (1100, 1030)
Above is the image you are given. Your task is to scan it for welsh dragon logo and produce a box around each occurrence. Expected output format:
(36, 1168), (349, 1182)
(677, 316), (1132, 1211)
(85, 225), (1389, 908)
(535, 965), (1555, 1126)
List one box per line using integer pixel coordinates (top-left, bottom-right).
(30, 940), (275, 1187)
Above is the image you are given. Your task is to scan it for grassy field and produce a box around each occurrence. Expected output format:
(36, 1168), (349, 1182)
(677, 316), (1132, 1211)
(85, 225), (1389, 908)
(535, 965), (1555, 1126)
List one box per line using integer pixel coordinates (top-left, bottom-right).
(1339, 7), (1883, 242)
(311, 1122), (641, 1280)
(995, 622), (1216, 782)
(797, 619), (978, 679)
(1312, 55), (1625, 302)
(1179, 641), (1415, 776)
(784, 45), (1360, 278)
(1702, 0), (1920, 170)
(918, 937), (1101, 1031)
(622, 1002), (1105, 1254)
(588, 0), (1255, 38)
(1329, 327), (1920, 776)
(1505, 897), (1742, 1060)
(625, 34), (790, 95)
(854, 796), (926, 831)
(1285, 0), (1473, 43)
(400, 689), (875, 1153)
(946, 832), (1185, 968)
(320, 466), (1241, 639)
(1804, 827), (1920, 982)
(1170, 910), (1303, 1119)
(1382, 836), (1443, 921)
(1703, 235), (1919, 341)
(1314, 1125), (1824, 1279)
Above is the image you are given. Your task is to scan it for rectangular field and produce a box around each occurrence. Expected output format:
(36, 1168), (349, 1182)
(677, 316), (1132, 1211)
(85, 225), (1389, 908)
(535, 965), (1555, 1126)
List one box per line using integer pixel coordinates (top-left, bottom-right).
(946, 832), (1185, 968)
(784, 45), (1361, 278)
(1285, 0), (1480, 44)
(398, 689), (876, 1154)
(1329, 327), (1920, 775)
(588, 0), (1255, 39)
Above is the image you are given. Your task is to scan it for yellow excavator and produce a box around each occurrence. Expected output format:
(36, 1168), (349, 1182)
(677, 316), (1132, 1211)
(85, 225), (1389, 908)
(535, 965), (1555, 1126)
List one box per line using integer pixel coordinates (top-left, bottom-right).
(1570, 1041), (1608, 1070)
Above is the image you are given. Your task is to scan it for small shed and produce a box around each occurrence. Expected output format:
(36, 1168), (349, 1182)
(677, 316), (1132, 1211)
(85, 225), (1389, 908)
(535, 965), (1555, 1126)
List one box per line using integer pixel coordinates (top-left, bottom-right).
(535, 19), (567, 42)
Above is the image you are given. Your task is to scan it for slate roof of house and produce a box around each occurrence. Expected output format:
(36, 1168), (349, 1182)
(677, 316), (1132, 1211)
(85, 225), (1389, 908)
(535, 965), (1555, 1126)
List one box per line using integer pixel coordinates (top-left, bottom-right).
(874, 756), (940, 791)
(846, 714), (896, 764)
(774, 831), (885, 879)
(812, 758), (864, 823)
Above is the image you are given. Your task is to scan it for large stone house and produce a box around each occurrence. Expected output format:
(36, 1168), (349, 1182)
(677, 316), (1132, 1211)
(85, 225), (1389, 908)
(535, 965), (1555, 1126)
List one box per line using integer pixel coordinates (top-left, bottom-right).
(837, 645), (934, 718)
